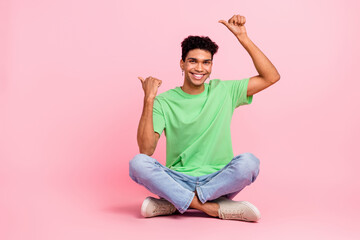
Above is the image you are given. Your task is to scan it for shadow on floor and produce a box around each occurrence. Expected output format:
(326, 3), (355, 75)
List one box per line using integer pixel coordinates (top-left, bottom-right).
(178, 209), (213, 218)
(103, 204), (214, 219)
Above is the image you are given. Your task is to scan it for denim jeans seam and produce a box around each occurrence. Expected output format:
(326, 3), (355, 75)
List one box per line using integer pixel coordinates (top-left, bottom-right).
(178, 191), (195, 214)
(191, 155), (249, 202)
(196, 186), (206, 204)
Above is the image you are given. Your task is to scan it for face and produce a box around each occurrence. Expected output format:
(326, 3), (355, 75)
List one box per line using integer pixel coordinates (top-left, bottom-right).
(180, 49), (213, 87)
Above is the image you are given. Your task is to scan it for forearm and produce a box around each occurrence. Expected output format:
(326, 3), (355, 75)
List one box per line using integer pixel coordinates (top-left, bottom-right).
(237, 35), (280, 82)
(137, 97), (156, 155)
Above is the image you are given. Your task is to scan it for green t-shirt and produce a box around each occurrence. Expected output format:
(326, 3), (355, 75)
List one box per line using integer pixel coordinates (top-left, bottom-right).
(153, 78), (253, 176)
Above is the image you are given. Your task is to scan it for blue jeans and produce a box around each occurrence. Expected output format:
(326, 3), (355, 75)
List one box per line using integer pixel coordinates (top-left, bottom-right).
(129, 153), (260, 214)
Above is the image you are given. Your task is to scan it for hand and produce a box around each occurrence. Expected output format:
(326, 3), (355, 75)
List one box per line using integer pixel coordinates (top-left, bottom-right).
(219, 15), (247, 38)
(138, 76), (162, 99)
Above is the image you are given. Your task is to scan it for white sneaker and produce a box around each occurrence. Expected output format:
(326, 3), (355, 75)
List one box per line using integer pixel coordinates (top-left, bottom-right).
(141, 197), (177, 218)
(214, 197), (261, 222)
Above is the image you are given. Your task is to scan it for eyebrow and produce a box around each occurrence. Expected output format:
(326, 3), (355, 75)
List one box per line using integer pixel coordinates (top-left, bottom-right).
(187, 58), (212, 61)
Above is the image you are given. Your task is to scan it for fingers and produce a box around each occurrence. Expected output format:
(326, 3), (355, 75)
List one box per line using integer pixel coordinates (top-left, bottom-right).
(239, 15), (246, 25)
(138, 76), (162, 87)
(230, 15), (245, 25)
(231, 16), (236, 25)
(219, 15), (246, 26)
(146, 76), (162, 86)
(155, 78), (162, 87)
(237, 15), (241, 25)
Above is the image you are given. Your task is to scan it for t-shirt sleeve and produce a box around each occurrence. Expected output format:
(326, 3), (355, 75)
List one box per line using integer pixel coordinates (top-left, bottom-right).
(226, 78), (253, 109)
(153, 98), (165, 135)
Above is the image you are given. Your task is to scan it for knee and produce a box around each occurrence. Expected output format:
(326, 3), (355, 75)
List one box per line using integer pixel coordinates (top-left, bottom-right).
(129, 154), (154, 179)
(242, 152), (260, 172)
(234, 153), (260, 181)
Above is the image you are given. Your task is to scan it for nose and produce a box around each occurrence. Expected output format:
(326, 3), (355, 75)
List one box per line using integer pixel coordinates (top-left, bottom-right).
(195, 63), (203, 71)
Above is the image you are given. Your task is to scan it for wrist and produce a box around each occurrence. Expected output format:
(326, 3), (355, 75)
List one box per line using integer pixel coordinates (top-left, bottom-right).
(144, 96), (156, 102)
(236, 33), (250, 43)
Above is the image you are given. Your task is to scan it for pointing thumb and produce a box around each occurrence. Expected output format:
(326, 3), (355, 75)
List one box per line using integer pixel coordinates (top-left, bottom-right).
(218, 20), (229, 26)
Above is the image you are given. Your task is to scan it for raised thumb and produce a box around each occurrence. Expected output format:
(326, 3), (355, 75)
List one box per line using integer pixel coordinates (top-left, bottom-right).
(218, 20), (229, 27)
(138, 77), (145, 83)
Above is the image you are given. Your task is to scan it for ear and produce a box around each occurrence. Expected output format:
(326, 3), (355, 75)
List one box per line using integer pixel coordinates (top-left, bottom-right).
(180, 59), (184, 71)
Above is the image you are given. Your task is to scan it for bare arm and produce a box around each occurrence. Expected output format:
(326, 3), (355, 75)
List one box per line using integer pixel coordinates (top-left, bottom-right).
(137, 76), (162, 156)
(219, 15), (280, 96)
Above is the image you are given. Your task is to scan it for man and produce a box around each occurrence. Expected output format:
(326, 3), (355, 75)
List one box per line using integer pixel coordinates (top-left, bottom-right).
(129, 14), (280, 222)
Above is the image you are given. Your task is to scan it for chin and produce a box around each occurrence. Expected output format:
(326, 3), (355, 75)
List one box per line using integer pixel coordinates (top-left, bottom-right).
(191, 80), (205, 86)
(190, 77), (208, 85)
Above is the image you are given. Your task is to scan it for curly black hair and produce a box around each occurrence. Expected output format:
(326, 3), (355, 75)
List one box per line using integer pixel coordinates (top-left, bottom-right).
(181, 36), (219, 61)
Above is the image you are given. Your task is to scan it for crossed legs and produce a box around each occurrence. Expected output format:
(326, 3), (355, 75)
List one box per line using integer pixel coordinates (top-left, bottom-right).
(129, 153), (260, 217)
(189, 190), (219, 217)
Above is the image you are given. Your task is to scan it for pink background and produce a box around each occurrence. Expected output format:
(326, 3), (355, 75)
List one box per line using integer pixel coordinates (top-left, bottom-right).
(1, 0), (360, 239)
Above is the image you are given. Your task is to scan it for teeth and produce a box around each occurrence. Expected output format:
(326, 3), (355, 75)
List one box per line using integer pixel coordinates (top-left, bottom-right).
(193, 74), (204, 79)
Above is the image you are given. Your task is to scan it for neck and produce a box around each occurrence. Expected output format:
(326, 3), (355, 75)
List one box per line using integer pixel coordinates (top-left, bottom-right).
(181, 82), (205, 95)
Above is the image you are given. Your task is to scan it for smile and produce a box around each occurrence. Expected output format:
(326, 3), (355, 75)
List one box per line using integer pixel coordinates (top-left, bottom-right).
(191, 73), (205, 80)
